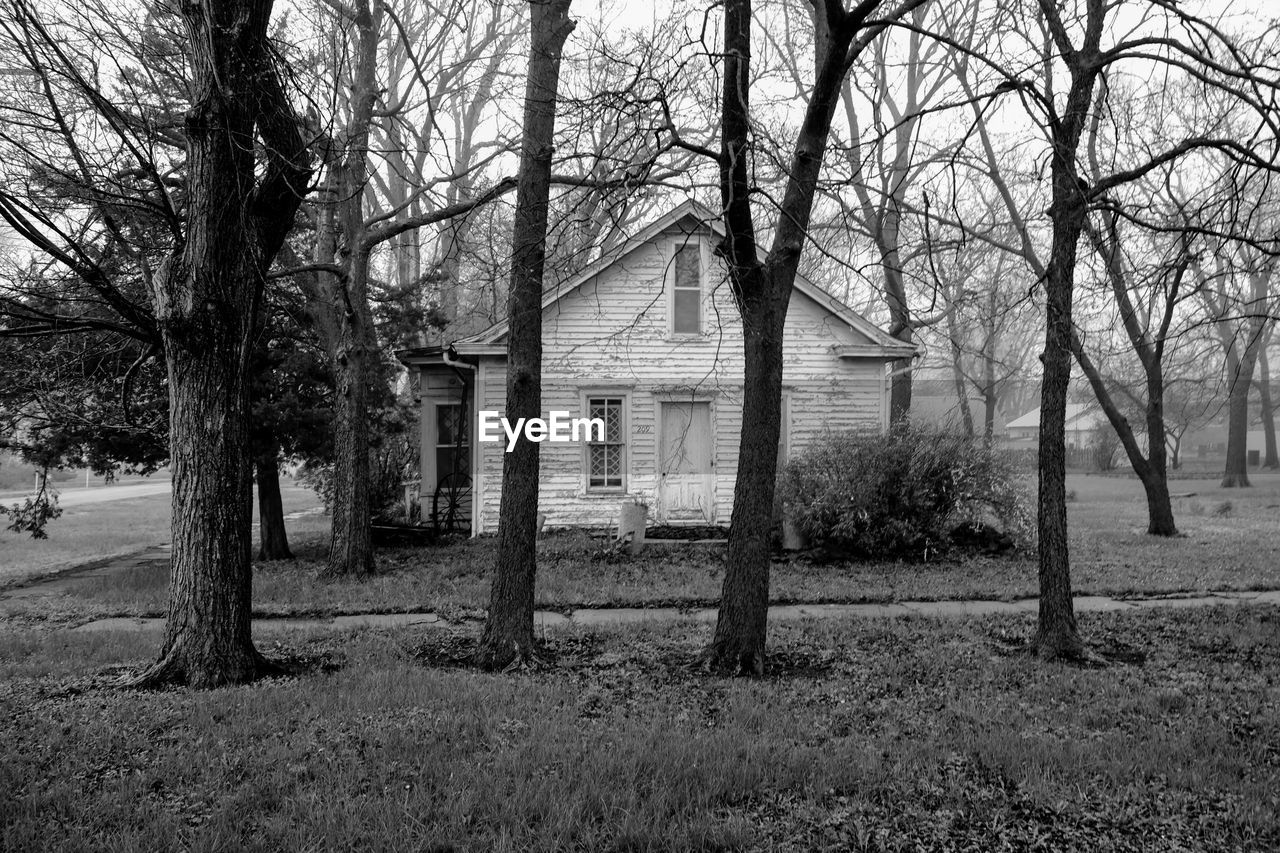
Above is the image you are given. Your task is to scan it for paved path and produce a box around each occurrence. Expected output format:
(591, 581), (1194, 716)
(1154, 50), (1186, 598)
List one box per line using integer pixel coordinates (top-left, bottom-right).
(7, 481), (175, 507)
(7, 545), (1279, 636)
(56, 588), (1280, 636)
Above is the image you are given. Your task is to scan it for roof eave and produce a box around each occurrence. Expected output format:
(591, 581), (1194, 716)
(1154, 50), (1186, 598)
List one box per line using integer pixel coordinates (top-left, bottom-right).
(832, 344), (918, 361)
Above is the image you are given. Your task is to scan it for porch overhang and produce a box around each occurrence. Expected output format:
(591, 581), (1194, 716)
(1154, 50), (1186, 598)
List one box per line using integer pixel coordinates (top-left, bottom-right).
(832, 344), (918, 361)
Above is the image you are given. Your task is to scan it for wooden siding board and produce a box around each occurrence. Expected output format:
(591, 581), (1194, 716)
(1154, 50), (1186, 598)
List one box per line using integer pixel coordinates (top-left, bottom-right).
(469, 227), (888, 533)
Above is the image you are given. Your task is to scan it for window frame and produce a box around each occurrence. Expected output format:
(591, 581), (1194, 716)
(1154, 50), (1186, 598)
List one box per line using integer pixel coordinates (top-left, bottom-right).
(433, 400), (469, 485)
(582, 392), (630, 493)
(667, 238), (705, 338)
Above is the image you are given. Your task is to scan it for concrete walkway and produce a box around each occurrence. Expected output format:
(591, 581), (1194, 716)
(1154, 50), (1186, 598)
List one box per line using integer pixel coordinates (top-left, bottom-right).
(62, 588), (1280, 636)
(7, 544), (1279, 636)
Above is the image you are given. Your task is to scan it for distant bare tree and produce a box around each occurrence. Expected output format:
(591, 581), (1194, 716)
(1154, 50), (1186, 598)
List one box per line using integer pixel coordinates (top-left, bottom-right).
(952, 0), (1280, 657)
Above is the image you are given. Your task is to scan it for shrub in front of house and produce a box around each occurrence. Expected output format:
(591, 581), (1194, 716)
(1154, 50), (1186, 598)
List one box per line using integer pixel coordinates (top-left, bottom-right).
(778, 424), (1033, 559)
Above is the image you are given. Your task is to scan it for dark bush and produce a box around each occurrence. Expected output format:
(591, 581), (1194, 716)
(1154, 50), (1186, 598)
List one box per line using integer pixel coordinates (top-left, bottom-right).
(777, 424), (1032, 559)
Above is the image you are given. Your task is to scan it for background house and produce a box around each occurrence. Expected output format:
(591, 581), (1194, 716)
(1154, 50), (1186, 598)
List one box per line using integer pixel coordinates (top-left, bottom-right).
(1004, 403), (1106, 448)
(398, 202), (914, 534)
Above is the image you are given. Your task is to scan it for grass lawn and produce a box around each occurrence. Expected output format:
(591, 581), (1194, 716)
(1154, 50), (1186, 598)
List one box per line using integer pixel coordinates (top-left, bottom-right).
(2, 605), (1277, 851)
(0, 483), (326, 590)
(0, 494), (173, 588)
(9, 471), (1279, 624)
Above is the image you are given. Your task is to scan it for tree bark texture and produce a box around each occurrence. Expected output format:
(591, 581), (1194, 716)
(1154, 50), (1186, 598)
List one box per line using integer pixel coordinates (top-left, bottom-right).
(255, 446), (292, 561)
(475, 0), (574, 672)
(134, 0), (311, 688)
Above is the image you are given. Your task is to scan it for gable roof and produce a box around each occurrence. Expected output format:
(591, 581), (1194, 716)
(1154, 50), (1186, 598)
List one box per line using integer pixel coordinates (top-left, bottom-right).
(454, 200), (913, 356)
(1006, 404), (1103, 431)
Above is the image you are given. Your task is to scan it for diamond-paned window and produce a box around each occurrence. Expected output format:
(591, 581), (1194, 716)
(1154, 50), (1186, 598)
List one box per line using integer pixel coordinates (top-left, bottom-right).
(588, 397), (626, 489)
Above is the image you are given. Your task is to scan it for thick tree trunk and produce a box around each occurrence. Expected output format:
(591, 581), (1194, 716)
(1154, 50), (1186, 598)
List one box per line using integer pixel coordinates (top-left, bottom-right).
(130, 0), (309, 688)
(705, 299), (787, 675)
(704, 0), (867, 675)
(142, 348), (272, 688)
(1259, 348), (1278, 468)
(1035, 244), (1084, 658)
(474, 0), (574, 672)
(255, 448), (292, 561)
(323, 302), (375, 577)
(1033, 124), (1098, 658)
(314, 0), (381, 578)
(1221, 346), (1254, 487)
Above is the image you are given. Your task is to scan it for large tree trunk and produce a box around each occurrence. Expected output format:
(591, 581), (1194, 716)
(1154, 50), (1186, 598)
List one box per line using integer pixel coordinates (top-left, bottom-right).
(255, 446), (292, 561)
(1259, 348), (1278, 468)
(1033, 96), (1102, 659)
(323, 288), (376, 577)
(130, 0), (310, 689)
(705, 293), (787, 675)
(312, 0), (381, 578)
(1221, 345), (1254, 487)
(1036, 230), (1084, 659)
(147, 345), (267, 687)
(474, 0), (574, 672)
(704, 0), (882, 675)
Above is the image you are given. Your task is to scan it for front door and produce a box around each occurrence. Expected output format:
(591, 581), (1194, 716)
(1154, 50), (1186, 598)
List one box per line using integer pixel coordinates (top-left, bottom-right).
(658, 401), (713, 523)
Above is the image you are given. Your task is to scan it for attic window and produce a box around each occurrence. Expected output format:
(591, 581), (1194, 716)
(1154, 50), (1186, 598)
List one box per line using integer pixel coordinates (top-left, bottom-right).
(671, 243), (702, 334)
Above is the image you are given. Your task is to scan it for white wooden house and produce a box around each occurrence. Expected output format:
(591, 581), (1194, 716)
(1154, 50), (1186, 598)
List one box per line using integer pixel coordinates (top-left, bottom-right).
(398, 202), (915, 534)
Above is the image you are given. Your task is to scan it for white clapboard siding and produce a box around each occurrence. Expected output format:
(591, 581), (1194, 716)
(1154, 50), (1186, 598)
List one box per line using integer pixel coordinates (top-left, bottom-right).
(470, 222), (888, 532)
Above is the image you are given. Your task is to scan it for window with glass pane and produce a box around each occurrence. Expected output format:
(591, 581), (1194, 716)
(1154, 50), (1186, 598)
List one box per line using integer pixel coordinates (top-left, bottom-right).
(587, 397), (625, 489)
(672, 244), (701, 334)
(435, 404), (468, 483)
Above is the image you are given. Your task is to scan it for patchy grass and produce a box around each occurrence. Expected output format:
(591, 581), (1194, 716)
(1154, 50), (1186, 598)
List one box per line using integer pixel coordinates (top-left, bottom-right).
(2, 606), (1278, 851)
(6, 471), (1280, 623)
(0, 484), (326, 589)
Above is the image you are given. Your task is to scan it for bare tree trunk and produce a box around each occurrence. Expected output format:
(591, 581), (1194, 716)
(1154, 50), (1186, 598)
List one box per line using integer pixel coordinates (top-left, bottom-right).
(703, 0), (912, 674)
(1259, 348), (1278, 468)
(707, 287), (787, 675)
(309, 0), (382, 578)
(1032, 84), (1103, 658)
(255, 445), (292, 561)
(323, 275), (376, 577)
(885, 259), (914, 424)
(132, 0), (311, 687)
(1221, 345), (1254, 487)
(474, 0), (574, 672)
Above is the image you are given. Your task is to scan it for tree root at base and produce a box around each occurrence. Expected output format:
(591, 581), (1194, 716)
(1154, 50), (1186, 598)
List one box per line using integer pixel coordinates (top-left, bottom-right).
(699, 642), (766, 677)
(122, 645), (286, 690)
(471, 638), (551, 673)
